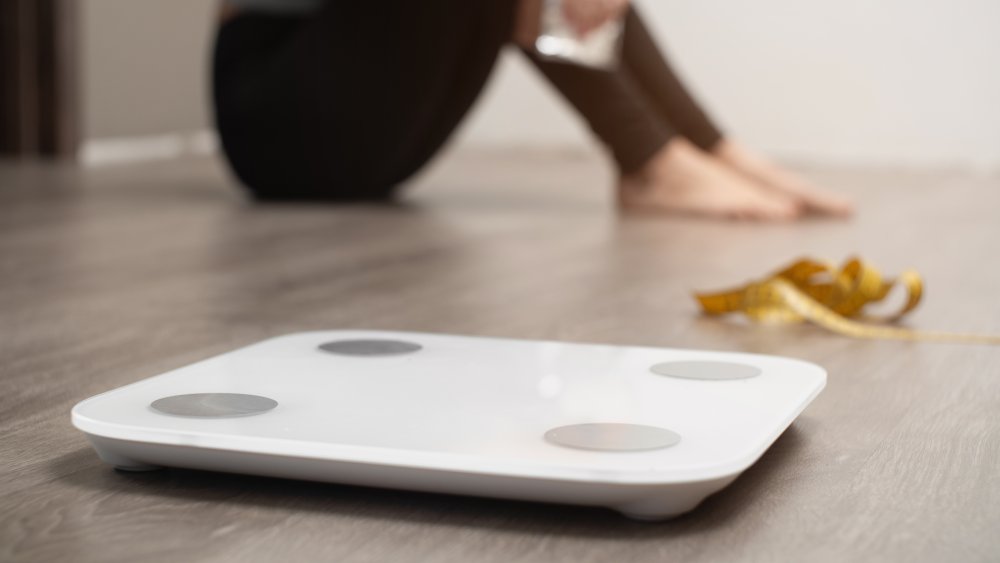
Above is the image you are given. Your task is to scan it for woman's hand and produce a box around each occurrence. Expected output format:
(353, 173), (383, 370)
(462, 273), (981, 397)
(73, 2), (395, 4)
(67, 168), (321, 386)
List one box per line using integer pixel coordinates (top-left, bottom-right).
(514, 0), (628, 49)
(562, 0), (629, 37)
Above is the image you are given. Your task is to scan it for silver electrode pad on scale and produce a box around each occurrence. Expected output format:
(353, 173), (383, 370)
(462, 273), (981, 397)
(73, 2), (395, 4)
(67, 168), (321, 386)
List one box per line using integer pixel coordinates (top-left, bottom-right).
(72, 330), (825, 520)
(534, 0), (624, 69)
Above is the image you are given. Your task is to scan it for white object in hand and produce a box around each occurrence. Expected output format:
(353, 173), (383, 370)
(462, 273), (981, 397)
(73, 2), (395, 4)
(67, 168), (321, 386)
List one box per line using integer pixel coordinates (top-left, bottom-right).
(535, 0), (624, 69)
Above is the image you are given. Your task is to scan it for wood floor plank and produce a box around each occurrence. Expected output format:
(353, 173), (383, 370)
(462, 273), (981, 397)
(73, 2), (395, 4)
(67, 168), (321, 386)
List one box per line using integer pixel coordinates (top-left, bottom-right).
(1, 149), (998, 562)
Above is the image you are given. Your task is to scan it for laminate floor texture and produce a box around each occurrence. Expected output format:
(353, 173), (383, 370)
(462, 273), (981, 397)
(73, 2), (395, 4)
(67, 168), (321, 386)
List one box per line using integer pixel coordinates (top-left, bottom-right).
(1, 148), (998, 562)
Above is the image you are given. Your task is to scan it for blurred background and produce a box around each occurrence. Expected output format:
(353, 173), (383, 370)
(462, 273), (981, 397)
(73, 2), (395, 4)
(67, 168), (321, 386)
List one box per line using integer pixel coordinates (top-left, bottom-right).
(468, 0), (1000, 169)
(4, 0), (998, 170)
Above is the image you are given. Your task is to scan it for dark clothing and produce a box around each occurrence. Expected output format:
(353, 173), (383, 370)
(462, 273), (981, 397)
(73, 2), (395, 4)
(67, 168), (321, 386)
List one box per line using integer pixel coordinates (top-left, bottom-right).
(212, 2), (722, 201)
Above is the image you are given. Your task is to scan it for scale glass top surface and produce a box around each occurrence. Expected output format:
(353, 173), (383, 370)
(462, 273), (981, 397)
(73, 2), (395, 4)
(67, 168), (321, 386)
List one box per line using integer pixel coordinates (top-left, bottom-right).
(73, 331), (826, 484)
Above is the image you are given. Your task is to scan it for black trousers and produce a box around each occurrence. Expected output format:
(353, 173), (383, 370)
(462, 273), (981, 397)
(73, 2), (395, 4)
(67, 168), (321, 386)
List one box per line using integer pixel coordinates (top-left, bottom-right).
(212, 2), (722, 201)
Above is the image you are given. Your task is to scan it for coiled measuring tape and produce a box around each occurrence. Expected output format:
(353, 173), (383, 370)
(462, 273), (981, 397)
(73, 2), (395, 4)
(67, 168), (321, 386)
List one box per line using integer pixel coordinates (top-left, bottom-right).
(694, 258), (1000, 345)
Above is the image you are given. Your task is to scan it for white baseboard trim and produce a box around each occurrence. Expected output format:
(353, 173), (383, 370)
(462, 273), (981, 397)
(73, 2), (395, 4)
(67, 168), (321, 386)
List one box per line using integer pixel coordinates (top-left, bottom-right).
(79, 130), (218, 167)
(76, 131), (999, 173)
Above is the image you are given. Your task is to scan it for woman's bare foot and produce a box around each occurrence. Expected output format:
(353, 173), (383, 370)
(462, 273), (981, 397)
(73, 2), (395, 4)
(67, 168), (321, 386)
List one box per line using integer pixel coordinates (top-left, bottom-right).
(618, 138), (802, 221)
(712, 139), (854, 217)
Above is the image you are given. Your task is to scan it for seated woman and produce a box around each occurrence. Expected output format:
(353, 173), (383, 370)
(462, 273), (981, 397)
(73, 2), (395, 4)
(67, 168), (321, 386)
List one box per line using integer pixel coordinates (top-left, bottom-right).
(212, 0), (853, 220)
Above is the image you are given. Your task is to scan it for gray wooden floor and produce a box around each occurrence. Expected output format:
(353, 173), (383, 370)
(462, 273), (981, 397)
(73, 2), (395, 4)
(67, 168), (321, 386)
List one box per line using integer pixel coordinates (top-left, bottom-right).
(1, 149), (999, 562)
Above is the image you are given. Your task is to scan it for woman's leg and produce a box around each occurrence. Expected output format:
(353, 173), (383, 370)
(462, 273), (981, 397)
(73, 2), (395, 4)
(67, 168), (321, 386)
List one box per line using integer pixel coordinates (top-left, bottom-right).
(521, 49), (675, 174)
(213, 0), (517, 201)
(619, 6), (723, 152)
(213, 14), (316, 199)
(522, 49), (799, 220)
(621, 6), (852, 215)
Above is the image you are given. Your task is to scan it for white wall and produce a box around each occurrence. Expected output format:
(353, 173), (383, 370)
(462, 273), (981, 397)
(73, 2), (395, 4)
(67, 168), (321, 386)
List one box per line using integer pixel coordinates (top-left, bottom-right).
(80, 0), (215, 139)
(457, 0), (1000, 168)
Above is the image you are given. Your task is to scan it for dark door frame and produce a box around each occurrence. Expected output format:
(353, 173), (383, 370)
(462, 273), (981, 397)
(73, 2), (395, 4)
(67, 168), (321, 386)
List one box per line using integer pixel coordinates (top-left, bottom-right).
(0, 0), (79, 158)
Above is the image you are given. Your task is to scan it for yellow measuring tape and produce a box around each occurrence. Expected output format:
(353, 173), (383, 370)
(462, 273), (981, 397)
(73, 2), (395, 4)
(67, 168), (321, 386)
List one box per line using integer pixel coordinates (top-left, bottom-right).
(694, 257), (1000, 344)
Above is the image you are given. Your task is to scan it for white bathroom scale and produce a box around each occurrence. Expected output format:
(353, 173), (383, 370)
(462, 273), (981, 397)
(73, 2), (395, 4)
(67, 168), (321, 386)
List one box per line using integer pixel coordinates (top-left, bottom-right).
(72, 330), (826, 520)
